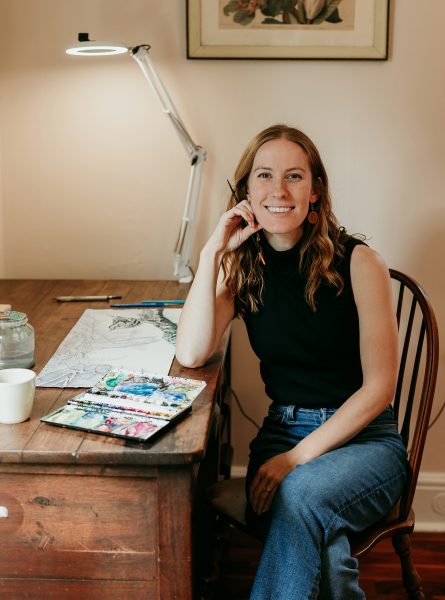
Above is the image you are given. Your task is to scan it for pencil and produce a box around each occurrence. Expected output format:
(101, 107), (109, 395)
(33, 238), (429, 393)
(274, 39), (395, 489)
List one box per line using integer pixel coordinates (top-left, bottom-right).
(56, 296), (122, 302)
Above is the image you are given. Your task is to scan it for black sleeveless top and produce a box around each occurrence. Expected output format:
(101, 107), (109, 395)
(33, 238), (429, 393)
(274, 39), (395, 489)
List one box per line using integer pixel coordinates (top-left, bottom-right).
(243, 234), (366, 408)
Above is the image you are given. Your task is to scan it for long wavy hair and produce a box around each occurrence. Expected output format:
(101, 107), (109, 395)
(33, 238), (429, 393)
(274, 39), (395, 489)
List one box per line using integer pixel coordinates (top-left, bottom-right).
(222, 124), (351, 315)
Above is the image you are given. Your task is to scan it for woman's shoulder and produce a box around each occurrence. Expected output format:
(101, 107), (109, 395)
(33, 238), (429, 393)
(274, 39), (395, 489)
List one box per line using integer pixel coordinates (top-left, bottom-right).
(333, 233), (390, 285)
(332, 231), (367, 273)
(350, 242), (391, 284)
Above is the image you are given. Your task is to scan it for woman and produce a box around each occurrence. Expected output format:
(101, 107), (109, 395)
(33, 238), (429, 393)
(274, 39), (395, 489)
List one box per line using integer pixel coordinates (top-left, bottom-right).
(175, 124), (408, 599)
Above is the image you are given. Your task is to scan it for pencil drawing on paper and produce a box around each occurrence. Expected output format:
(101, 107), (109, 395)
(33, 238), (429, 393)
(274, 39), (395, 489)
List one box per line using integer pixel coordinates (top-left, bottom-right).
(36, 308), (180, 388)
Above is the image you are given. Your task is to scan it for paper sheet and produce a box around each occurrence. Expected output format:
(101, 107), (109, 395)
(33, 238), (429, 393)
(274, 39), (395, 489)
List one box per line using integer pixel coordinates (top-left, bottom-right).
(36, 308), (180, 388)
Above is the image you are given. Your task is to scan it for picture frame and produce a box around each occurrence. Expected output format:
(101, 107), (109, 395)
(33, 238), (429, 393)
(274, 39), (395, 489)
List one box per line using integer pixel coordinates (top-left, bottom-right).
(186, 0), (390, 60)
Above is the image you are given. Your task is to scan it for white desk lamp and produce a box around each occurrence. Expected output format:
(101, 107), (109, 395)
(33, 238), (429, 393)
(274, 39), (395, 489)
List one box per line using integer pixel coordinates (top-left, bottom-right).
(66, 33), (206, 283)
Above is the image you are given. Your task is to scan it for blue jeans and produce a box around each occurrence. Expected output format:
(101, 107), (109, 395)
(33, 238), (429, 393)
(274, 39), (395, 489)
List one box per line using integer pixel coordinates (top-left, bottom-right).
(246, 405), (408, 600)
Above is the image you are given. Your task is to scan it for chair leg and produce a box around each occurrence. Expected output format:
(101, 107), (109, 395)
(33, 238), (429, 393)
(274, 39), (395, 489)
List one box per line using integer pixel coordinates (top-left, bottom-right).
(392, 533), (425, 600)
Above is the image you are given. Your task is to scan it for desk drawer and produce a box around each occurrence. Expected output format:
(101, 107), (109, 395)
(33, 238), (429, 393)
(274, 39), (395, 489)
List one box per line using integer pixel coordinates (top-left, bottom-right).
(0, 472), (158, 584)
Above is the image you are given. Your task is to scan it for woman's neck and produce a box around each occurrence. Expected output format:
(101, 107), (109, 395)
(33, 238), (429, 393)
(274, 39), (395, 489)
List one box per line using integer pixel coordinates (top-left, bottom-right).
(263, 228), (304, 251)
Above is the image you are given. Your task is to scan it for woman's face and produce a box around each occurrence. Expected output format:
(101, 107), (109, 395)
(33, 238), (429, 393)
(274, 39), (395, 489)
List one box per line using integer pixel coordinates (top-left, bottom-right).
(247, 138), (318, 250)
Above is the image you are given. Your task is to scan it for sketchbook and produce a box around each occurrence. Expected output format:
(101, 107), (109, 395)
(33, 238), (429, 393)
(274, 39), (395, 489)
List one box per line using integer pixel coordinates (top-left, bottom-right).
(41, 368), (206, 443)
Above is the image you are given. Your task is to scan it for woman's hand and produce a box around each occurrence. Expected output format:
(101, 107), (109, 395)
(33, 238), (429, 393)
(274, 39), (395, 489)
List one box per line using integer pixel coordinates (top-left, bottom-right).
(205, 200), (262, 256)
(249, 449), (302, 515)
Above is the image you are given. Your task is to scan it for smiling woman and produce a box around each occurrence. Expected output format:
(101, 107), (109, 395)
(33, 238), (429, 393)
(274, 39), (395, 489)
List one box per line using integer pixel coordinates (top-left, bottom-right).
(175, 123), (408, 599)
(221, 124), (344, 314)
(246, 138), (318, 249)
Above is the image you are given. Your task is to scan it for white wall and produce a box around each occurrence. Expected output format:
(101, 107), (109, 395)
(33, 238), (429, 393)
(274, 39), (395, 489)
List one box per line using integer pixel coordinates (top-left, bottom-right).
(0, 1), (444, 477)
(0, 16), (5, 276)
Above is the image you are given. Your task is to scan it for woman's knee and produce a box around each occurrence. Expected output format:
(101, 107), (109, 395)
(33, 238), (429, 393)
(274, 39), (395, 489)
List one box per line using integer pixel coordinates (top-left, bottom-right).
(274, 464), (331, 520)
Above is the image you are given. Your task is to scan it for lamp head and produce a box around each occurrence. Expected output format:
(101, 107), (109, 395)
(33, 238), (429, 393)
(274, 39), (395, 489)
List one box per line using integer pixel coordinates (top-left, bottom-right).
(66, 33), (128, 57)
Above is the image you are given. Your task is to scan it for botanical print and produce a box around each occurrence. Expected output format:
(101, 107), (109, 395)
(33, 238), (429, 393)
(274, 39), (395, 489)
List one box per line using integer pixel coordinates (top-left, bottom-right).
(222, 0), (354, 29)
(189, 0), (386, 59)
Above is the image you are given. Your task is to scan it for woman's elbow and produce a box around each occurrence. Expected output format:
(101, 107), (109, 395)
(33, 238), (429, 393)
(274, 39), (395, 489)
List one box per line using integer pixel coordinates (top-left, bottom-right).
(175, 349), (208, 369)
(365, 378), (397, 410)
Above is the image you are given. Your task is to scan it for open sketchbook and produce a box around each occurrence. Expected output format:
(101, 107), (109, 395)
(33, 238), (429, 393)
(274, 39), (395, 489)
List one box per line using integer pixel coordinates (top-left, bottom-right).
(41, 368), (206, 443)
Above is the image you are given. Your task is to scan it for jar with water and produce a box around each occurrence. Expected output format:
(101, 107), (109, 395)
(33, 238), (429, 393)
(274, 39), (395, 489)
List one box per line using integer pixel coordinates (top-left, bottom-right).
(0, 311), (35, 369)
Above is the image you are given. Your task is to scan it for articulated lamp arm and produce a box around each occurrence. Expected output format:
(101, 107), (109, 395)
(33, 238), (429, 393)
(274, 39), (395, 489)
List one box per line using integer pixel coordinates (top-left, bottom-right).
(130, 45), (206, 283)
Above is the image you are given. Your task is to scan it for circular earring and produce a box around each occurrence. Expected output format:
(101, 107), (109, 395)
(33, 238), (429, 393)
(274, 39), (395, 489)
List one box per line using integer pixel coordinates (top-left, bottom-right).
(307, 203), (319, 225)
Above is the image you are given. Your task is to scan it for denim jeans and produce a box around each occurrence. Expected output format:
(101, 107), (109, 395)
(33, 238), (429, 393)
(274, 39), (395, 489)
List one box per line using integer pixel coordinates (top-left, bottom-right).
(246, 405), (408, 600)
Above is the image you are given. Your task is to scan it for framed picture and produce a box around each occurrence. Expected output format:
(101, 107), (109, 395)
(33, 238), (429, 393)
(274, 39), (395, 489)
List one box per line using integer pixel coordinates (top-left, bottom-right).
(187, 0), (390, 60)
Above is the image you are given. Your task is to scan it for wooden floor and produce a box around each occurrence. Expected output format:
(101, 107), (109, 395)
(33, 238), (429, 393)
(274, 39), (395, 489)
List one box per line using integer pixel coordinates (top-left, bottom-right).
(214, 527), (445, 599)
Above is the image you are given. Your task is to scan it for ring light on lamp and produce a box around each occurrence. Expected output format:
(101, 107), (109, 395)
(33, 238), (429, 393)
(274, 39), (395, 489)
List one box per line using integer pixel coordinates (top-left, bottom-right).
(66, 33), (206, 283)
(65, 39), (128, 56)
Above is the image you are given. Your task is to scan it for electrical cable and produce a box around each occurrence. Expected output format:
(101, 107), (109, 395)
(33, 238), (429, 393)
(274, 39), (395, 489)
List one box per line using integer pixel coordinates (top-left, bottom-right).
(230, 385), (445, 433)
(231, 388), (260, 431)
(187, 264), (195, 280)
(428, 398), (445, 430)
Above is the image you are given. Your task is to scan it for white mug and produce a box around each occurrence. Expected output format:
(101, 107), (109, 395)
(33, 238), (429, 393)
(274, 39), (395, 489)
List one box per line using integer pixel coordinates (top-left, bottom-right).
(0, 368), (36, 424)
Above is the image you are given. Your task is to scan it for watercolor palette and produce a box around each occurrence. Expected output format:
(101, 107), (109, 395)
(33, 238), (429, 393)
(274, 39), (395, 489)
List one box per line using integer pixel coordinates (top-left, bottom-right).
(41, 368), (206, 443)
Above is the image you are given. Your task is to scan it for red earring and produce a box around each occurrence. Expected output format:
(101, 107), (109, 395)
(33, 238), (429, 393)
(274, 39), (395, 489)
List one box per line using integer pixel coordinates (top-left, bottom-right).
(307, 203), (319, 225)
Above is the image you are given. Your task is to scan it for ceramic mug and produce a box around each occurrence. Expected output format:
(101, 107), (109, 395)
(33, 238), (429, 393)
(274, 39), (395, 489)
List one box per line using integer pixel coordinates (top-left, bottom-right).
(0, 368), (36, 424)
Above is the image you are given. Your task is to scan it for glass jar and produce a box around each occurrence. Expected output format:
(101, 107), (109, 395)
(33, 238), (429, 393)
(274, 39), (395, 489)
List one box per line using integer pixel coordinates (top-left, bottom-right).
(0, 311), (35, 369)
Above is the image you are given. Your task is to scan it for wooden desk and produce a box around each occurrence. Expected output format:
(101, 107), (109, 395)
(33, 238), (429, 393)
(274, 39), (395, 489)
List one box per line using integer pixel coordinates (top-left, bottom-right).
(0, 280), (231, 600)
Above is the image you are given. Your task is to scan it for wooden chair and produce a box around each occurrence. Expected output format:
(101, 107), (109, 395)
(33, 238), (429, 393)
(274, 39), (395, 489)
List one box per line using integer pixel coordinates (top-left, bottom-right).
(206, 269), (439, 599)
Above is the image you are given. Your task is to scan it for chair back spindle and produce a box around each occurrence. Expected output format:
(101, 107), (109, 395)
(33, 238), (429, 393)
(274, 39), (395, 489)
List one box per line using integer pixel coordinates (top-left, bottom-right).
(389, 269), (438, 521)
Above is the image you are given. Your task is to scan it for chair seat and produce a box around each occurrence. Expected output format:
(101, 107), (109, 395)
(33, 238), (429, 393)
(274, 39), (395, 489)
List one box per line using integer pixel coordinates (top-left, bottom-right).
(206, 477), (415, 558)
(207, 477), (252, 534)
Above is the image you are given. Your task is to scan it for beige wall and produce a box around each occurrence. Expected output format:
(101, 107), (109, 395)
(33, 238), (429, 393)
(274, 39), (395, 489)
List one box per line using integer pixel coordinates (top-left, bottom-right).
(0, 0), (444, 471)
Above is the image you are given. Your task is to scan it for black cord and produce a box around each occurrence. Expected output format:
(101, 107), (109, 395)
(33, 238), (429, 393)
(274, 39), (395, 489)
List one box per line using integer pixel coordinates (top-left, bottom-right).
(231, 387), (260, 431)
(428, 398), (445, 430)
(230, 385), (445, 433)
(187, 264), (195, 279)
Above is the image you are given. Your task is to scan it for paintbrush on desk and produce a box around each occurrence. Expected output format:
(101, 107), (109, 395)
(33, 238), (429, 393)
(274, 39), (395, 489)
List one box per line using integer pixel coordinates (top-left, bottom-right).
(227, 180), (265, 266)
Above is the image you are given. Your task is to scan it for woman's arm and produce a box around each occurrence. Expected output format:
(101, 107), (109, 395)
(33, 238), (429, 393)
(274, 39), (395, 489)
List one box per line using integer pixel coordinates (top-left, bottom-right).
(174, 248), (234, 368)
(250, 245), (399, 514)
(175, 200), (262, 368)
(294, 244), (398, 457)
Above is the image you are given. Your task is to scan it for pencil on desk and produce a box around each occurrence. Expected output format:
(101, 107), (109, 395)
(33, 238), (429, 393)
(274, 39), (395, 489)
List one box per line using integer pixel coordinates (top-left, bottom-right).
(56, 295), (122, 302)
